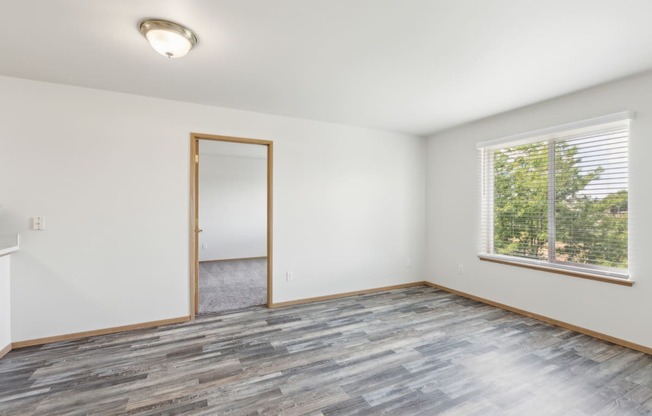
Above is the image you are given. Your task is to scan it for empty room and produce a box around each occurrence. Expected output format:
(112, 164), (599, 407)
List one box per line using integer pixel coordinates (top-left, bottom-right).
(0, 1), (651, 415)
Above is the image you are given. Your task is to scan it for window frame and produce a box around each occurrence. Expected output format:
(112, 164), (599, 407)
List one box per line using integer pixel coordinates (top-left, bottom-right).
(478, 112), (633, 286)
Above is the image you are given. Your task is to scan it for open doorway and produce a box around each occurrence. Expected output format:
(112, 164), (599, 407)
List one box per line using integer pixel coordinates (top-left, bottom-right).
(190, 133), (273, 317)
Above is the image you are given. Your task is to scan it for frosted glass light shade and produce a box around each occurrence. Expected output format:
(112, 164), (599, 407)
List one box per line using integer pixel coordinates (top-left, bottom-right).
(140, 20), (197, 58)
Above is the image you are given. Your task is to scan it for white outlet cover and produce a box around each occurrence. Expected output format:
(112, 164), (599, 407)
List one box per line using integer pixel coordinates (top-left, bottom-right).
(32, 216), (45, 230)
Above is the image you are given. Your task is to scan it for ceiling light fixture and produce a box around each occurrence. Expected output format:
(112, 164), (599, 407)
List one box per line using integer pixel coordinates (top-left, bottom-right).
(139, 19), (197, 58)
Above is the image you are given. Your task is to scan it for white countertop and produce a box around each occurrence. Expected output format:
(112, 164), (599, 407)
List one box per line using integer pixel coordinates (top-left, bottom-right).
(0, 234), (19, 257)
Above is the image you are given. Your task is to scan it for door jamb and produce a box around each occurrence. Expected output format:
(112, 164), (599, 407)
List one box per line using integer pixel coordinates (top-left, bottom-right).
(189, 133), (274, 318)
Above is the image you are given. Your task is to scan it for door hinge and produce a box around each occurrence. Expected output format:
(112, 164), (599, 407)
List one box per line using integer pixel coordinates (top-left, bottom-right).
(195, 154), (199, 163)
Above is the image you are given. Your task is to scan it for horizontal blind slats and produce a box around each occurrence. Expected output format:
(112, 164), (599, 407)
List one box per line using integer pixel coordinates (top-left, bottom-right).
(479, 116), (629, 276)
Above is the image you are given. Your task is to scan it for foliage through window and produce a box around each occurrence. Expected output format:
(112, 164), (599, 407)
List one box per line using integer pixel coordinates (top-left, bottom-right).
(479, 114), (630, 278)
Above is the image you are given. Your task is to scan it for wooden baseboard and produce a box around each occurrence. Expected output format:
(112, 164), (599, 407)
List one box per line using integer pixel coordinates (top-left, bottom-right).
(199, 256), (267, 263)
(424, 281), (652, 355)
(270, 282), (425, 308)
(12, 316), (191, 349)
(0, 343), (11, 359)
(8, 282), (650, 356)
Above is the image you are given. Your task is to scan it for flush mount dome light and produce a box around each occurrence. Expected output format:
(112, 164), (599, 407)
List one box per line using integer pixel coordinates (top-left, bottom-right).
(139, 19), (197, 58)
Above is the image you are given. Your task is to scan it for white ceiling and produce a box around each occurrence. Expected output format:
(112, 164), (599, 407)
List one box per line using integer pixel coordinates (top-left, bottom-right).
(2, 1), (652, 136)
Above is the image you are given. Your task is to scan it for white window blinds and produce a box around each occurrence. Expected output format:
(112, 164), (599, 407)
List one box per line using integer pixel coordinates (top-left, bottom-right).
(479, 112), (631, 279)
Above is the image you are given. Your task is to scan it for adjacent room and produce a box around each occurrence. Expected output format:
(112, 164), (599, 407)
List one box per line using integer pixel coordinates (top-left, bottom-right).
(1, 1), (651, 415)
(196, 139), (270, 314)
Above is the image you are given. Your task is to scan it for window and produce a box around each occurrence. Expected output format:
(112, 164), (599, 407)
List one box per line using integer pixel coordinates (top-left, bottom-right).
(478, 112), (631, 281)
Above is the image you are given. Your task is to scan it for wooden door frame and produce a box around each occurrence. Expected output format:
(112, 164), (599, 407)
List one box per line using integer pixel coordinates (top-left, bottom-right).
(189, 133), (274, 318)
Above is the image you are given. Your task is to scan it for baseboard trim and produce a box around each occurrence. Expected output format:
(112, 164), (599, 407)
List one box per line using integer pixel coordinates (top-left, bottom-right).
(269, 282), (425, 308)
(12, 316), (191, 349)
(0, 343), (11, 359)
(8, 282), (650, 355)
(424, 281), (652, 356)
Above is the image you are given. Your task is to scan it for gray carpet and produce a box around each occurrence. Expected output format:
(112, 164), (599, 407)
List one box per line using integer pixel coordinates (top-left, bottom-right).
(198, 257), (267, 314)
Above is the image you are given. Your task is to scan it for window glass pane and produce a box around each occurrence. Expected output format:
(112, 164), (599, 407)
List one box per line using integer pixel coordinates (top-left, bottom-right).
(493, 141), (549, 260)
(480, 115), (630, 277)
(554, 134), (628, 269)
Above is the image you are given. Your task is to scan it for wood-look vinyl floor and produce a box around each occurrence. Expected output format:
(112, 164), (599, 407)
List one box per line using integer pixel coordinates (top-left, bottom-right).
(1, 286), (651, 415)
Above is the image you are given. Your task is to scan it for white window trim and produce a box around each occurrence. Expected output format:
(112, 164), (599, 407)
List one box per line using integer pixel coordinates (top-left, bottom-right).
(476, 111), (634, 150)
(478, 253), (629, 280)
(478, 111), (634, 284)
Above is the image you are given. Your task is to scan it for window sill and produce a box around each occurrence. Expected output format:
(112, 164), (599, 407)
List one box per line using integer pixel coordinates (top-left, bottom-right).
(478, 255), (633, 287)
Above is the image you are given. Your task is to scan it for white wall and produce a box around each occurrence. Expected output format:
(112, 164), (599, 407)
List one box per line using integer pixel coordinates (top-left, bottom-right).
(0, 256), (10, 351)
(426, 71), (652, 348)
(0, 75), (426, 342)
(199, 154), (267, 261)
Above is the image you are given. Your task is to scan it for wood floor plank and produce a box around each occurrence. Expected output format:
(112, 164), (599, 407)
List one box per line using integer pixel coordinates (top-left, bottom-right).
(0, 286), (651, 415)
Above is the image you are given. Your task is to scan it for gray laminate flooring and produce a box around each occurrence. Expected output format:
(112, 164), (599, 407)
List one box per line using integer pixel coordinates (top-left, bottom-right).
(1, 286), (651, 415)
(198, 258), (266, 314)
